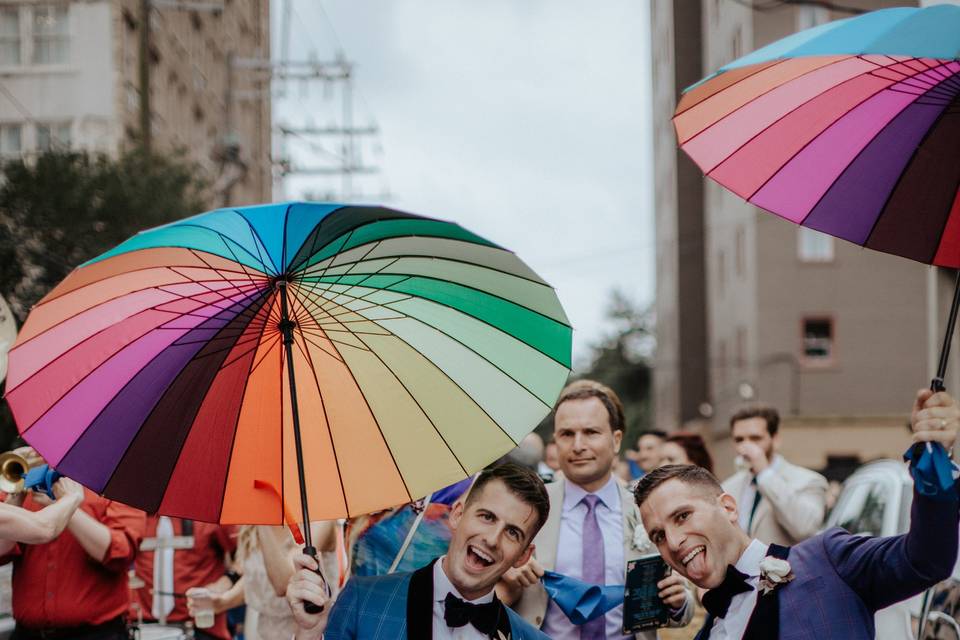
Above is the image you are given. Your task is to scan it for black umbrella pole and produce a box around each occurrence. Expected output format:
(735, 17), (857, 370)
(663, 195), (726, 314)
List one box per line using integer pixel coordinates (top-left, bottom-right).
(278, 283), (325, 614)
(932, 270), (960, 393)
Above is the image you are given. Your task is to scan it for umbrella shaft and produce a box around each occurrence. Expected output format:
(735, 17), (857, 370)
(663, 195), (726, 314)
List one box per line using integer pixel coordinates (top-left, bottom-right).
(278, 283), (313, 550)
(932, 270), (960, 392)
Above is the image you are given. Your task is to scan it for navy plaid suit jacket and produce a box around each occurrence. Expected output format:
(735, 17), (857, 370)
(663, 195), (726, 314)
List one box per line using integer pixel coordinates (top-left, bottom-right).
(325, 563), (549, 639)
(696, 487), (959, 640)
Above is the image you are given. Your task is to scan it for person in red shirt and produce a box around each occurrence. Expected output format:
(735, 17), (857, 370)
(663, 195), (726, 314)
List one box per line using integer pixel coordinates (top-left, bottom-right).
(131, 516), (238, 640)
(0, 483), (146, 640)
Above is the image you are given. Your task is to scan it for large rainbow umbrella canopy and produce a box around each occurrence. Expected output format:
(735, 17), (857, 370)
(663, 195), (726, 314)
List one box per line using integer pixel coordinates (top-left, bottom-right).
(5, 203), (571, 524)
(675, 4), (960, 266)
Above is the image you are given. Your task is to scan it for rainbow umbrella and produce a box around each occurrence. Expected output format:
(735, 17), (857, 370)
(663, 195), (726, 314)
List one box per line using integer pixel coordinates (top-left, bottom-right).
(4, 203), (571, 552)
(675, 4), (960, 391)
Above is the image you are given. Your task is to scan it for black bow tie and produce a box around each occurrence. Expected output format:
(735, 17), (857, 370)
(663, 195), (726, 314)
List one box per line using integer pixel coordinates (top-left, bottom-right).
(702, 565), (754, 619)
(443, 592), (501, 637)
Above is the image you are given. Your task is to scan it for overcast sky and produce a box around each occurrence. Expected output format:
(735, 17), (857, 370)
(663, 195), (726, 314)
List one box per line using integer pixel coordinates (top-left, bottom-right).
(274, 1), (654, 367)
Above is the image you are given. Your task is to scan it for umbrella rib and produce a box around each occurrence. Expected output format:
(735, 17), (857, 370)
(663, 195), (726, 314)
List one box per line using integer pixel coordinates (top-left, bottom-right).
(353, 330), (474, 476)
(163, 223), (274, 275)
(281, 202), (293, 272)
(314, 330), (413, 506)
(215, 292), (276, 523)
(301, 274), (571, 368)
(12, 268), (247, 350)
(741, 59), (956, 204)
(860, 92), (960, 251)
(162, 271), (261, 308)
(287, 211), (347, 277)
(286, 293), (349, 361)
(293, 279), (411, 320)
(189, 247), (268, 299)
(309, 228), (357, 285)
(374, 301), (557, 410)
(289, 321), (351, 516)
(326, 241), (384, 287)
(99, 288), (273, 511)
(319, 293), (547, 434)
(298, 331), (354, 360)
(299, 244), (551, 288)
(674, 59), (789, 118)
(684, 54), (883, 150)
(230, 208), (280, 275)
(247, 333), (284, 378)
(7, 285), (264, 399)
(44, 287), (268, 498)
(36, 260), (264, 308)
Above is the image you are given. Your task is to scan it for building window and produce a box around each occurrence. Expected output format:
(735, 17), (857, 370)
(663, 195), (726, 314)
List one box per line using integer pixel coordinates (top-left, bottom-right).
(32, 5), (68, 65)
(802, 317), (834, 363)
(798, 227), (834, 262)
(0, 124), (22, 158)
(36, 121), (70, 151)
(0, 8), (20, 65)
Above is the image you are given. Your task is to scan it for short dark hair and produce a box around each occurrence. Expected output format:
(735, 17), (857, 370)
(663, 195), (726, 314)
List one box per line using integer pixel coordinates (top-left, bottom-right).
(665, 433), (714, 473)
(554, 379), (625, 433)
(634, 464), (723, 508)
(466, 462), (550, 535)
(729, 405), (780, 437)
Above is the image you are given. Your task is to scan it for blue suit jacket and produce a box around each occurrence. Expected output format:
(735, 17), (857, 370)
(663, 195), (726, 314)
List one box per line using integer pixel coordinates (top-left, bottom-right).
(696, 487), (959, 640)
(325, 561), (549, 639)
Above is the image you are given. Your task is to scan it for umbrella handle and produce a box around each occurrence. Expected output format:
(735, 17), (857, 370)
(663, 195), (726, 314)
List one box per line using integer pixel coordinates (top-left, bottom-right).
(301, 544), (330, 615)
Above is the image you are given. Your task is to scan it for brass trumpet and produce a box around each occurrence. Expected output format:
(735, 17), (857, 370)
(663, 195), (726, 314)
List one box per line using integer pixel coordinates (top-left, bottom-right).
(0, 451), (31, 494)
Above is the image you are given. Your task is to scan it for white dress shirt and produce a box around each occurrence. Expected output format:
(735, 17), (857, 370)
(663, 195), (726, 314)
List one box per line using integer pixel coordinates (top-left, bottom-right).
(543, 475), (629, 639)
(737, 455), (784, 532)
(432, 557), (495, 640)
(708, 539), (769, 640)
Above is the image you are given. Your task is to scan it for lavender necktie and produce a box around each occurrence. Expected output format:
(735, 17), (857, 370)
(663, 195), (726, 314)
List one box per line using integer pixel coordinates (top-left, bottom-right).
(581, 494), (606, 639)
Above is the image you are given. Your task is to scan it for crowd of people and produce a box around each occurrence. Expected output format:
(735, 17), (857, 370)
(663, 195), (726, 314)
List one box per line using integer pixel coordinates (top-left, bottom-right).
(0, 380), (955, 640)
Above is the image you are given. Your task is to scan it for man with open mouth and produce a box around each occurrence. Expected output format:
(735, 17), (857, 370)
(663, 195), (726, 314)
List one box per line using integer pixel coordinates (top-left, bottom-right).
(287, 462), (551, 639)
(635, 389), (960, 640)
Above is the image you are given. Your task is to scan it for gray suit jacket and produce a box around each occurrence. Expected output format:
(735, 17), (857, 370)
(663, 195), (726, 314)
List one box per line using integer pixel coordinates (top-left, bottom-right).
(722, 455), (829, 546)
(513, 478), (693, 638)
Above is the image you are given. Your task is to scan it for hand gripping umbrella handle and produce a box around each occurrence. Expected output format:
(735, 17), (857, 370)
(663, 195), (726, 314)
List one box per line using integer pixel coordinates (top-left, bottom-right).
(302, 545), (330, 614)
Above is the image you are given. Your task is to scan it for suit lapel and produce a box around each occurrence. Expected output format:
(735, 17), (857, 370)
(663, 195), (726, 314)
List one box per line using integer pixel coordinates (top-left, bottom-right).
(406, 559), (436, 640)
(694, 613), (715, 640)
(536, 480), (565, 570)
(743, 543), (790, 640)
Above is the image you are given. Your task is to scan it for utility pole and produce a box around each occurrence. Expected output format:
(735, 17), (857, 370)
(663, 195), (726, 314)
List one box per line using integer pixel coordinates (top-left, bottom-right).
(269, 54), (382, 200)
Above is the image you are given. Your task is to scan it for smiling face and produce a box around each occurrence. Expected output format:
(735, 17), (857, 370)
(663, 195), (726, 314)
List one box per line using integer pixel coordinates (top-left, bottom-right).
(554, 397), (622, 492)
(444, 478), (538, 601)
(659, 441), (691, 467)
(637, 434), (665, 472)
(639, 478), (749, 589)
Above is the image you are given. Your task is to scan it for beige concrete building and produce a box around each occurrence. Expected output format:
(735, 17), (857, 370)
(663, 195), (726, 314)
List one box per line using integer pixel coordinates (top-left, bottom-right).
(0, 0), (271, 205)
(651, 0), (960, 479)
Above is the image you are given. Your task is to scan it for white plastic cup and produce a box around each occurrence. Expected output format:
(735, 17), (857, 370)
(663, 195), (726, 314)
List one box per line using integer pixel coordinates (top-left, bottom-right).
(187, 587), (214, 629)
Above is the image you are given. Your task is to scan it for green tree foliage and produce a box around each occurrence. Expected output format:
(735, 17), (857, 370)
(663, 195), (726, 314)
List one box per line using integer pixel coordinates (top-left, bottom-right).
(535, 289), (654, 450)
(0, 147), (208, 449)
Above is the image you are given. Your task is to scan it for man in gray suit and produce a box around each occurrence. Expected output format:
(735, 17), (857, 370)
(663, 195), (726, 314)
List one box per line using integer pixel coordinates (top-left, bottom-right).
(721, 406), (828, 546)
(499, 380), (693, 639)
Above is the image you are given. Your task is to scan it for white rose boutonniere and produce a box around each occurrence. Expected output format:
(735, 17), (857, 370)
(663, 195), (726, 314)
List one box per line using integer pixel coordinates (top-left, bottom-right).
(757, 556), (794, 595)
